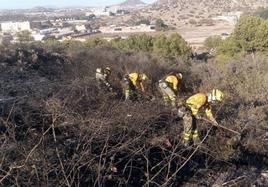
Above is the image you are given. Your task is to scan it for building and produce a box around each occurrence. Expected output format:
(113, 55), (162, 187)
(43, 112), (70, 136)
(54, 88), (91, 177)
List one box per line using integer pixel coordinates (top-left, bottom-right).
(30, 21), (52, 30)
(89, 7), (111, 16)
(39, 28), (57, 35)
(1, 21), (31, 33)
(53, 27), (74, 39)
(75, 25), (87, 33)
(32, 34), (46, 41)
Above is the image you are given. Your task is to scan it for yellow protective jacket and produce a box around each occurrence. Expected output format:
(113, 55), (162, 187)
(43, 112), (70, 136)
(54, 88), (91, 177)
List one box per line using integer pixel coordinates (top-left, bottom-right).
(186, 93), (214, 120)
(164, 75), (180, 91)
(128, 72), (145, 91)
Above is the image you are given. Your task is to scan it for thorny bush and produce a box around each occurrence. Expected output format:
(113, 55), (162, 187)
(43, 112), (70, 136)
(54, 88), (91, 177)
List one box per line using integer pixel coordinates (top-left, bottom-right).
(0, 43), (267, 186)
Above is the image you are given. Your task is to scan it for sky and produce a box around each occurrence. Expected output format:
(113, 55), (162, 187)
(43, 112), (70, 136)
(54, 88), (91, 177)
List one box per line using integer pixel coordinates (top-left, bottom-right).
(0, 0), (157, 9)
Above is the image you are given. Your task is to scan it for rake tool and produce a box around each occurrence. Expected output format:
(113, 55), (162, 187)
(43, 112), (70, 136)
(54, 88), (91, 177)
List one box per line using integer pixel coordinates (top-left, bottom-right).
(200, 117), (241, 143)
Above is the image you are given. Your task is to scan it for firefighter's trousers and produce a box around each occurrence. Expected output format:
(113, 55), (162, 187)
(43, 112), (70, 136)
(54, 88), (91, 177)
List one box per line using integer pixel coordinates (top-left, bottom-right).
(182, 112), (200, 145)
(158, 81), (176, 107)
(122, 78), (139, 101)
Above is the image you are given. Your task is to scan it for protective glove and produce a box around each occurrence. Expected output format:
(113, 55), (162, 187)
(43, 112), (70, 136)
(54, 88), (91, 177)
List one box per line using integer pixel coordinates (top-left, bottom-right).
(195, 114), (202, 119)
(211, 119), (219, 126)
(177, 106), (186, 118)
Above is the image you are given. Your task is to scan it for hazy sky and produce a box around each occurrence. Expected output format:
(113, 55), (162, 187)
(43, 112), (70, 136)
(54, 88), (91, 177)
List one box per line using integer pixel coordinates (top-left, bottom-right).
(0, 0), (157, 9)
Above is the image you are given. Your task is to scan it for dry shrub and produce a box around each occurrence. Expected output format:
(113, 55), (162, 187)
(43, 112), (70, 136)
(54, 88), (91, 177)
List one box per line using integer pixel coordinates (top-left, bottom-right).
(0, 45), (267, 186)
(190, 55), (268, 157)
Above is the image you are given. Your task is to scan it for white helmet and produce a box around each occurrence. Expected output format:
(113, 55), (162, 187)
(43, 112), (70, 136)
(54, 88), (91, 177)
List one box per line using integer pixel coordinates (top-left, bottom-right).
(96, 68), (102, 73)
(208, 89), (224, 102)
(176, 73), (183, 79)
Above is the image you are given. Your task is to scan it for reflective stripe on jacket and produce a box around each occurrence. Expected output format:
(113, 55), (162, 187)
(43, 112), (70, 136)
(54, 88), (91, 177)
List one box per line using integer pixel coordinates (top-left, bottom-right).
(186, 93), (214, 120)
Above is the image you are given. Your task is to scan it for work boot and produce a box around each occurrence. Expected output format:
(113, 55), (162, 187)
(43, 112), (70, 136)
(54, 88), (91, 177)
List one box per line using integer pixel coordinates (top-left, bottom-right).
(193, 137), (201, 146)
(182, 139), (190, 147)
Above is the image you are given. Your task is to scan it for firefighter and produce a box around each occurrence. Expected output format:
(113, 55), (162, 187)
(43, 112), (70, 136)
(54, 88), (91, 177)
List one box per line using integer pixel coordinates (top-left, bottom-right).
(16, 48), (24, 64)
(95, 67), (113, 92)
(123, 72), (149, 101)
(179, 89), (224, 146)
(30, 49), (38, 63)
(158, 72), (182, 108)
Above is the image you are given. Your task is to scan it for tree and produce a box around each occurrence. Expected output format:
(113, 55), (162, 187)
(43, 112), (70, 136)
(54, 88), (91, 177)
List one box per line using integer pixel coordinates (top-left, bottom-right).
(133, 34), (154, 52)
(168, 33), (192, 59)
(155, 19), (168, 31)
(111, 34), (153, 53)
(16, 30), (34, 43)
(204, 35), (223, 51)
(136, 18), (150, 25)
(152, 34), (192, 59)
(153, 34), (170, 57)
(254, 19), (268, 51)
(233, 15), (262, 53)
(111, 34), (192, 59)
(85, 37), (108, 48)
(217, 35), (241, 57)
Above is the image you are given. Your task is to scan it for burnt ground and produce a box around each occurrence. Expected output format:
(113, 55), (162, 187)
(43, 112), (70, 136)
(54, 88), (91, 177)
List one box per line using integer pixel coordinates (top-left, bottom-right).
(0, 44), (267, 186)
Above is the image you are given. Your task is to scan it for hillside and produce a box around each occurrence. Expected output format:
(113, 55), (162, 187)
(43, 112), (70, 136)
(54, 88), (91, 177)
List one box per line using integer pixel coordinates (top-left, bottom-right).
(104, 0), (268, 50)
(108, 0), (268, 28)
(0, 37), (267, 186)
(118, 0), (146, 9)
(154, 0), (268, 10)
(139, 0), (268, 27)
(120, 0), (145, 6)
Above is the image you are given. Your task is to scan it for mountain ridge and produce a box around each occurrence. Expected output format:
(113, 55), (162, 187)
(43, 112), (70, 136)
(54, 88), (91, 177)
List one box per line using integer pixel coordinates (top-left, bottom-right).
(119, 0), (146, 6)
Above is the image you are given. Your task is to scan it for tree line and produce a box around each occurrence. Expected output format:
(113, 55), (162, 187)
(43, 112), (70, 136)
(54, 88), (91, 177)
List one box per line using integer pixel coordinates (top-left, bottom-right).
(204, 15), (268, 62)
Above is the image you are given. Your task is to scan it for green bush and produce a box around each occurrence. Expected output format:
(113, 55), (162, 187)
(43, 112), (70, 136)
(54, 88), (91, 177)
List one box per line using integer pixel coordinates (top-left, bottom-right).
(204, 35), (223, 51)
(85, 37), (108, 48)
(217, 35), (241, 58)
(168, 33), (192, 59)
(155, 18), (168, 31)
(112, 34), (192, 60)
(254, 19), (268, 51)
(16, 30), (34, 43)
(214, 15), (268, 59)
(111, 34), (153, 53)
(233, 15), (262, 52)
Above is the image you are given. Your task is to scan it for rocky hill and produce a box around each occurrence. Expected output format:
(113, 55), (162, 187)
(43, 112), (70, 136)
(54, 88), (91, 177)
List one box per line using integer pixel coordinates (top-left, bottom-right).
(118, 0), (146, 9)
(101, 0), (268, 48)
(134, 0), (268, 27)
(154, 0), (268, 9)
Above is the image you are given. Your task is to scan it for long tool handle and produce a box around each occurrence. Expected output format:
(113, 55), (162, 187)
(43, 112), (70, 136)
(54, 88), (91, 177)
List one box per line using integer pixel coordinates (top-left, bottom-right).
(201, 118), (240, 135)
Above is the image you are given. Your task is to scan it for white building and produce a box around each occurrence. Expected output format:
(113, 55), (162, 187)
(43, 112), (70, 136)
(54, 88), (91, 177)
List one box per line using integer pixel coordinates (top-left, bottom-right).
(32, 34), (45, 41)
(89, 7), (111, 16)
(39, 28), (57, 35)
(53, 27), (74, 39)
(1, 21), (31, 33)
(75, 25), (87, 33)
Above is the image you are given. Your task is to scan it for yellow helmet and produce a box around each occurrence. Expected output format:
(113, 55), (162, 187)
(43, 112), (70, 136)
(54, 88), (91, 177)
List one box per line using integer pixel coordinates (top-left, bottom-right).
(209, 89), (224, 102)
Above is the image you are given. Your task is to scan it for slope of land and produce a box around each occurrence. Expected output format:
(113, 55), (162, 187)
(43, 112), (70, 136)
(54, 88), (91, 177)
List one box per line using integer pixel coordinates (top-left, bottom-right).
(0, 43), (267, 186)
